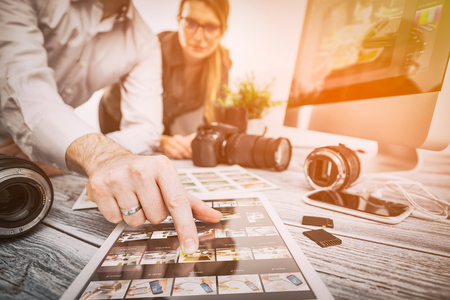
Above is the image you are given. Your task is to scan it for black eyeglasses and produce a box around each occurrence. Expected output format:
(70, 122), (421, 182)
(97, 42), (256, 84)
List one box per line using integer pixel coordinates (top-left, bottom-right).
(179, 17), (222, 39)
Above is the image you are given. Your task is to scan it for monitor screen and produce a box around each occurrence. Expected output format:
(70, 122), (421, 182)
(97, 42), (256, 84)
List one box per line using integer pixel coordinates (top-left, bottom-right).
(286, 0), (450, 108)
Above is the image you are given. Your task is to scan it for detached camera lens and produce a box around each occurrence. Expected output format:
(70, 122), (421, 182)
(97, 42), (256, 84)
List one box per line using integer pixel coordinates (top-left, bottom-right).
(0, 155), (53, 238)
(0, 183), (40, 223)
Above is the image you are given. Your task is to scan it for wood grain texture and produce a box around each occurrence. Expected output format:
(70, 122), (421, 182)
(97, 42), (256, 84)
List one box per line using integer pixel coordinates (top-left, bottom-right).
(45, 174), (117, 247)
(0, 225), (97, 300)
(286, 225), (450, 300)
(0, 147), (449, 300)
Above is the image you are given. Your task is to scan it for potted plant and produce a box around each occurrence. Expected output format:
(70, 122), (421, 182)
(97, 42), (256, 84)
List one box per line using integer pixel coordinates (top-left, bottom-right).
(218, 73), (281, 134)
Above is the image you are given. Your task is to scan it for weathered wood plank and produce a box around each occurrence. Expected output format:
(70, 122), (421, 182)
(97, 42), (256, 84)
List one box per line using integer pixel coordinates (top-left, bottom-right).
(0, 225), (98, 300)
(286, 224), (450, 300)
(45, 174), (117, 247)
(265, 188), (450, 257)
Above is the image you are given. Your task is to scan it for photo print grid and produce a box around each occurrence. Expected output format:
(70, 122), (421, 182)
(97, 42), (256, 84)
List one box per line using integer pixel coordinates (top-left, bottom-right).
(72, 166), (278, 210)
(178, 166), (279, 194)
(76, 195), (314, 299)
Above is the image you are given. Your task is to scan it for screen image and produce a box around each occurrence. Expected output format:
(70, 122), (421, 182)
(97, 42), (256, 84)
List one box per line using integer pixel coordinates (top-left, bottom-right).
(307, 190), (411, 217)
(75, 196), (314, 299)
(287, 0), (450, 108)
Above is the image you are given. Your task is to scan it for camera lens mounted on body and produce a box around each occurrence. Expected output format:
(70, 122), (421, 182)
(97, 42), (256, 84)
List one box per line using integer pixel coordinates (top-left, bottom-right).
(0, 154), (54, 238)
(191, 123), (292, 171)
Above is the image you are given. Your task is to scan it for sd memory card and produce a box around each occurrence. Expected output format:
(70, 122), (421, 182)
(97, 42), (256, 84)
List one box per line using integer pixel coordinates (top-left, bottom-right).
(303, 229), (342, 248)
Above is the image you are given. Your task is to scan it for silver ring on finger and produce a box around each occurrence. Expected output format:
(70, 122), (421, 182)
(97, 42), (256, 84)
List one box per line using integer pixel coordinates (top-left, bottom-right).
(120, 203), (142, 216)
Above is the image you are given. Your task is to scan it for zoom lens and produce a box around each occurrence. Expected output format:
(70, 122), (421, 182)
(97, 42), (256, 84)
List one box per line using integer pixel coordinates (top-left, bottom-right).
(225, 134), (292, 171)
(0, 154), (53, 238)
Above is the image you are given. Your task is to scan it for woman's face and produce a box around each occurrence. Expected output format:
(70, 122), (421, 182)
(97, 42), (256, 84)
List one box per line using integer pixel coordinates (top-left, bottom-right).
(178, 1), (223, 63)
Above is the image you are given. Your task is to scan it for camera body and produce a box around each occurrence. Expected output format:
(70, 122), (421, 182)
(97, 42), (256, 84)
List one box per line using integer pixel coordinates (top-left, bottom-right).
(191, 123), (238, 167)
(192, 123), (292, 171)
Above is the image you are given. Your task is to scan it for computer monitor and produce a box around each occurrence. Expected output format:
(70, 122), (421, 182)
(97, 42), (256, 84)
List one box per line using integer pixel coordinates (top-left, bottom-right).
(284, 0), (450, 173)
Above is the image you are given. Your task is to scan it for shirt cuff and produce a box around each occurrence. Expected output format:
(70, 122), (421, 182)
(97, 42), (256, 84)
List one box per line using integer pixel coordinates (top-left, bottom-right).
(30, 108), (100, 173)
(106, 127), (160, 155)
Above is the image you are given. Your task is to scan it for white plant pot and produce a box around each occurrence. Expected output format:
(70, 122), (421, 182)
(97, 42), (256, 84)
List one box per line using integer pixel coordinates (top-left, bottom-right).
(247, 118), (265, 135)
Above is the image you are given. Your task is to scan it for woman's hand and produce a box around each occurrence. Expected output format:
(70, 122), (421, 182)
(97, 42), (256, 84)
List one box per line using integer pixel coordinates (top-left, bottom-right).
(159, 133), (196, 159)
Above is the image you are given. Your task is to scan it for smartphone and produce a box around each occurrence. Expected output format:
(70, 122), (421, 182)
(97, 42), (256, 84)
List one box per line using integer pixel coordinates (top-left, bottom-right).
(150, 280), (163, 295)
(244, 281), (259, 291)
(200, 283), (214, 293)
(303, 190), (413, 224)
(287, 274), (303, 286)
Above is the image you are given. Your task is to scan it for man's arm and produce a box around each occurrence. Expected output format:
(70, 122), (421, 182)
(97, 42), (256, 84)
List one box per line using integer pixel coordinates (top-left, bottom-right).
(0, 0), (98, 172)
(0, 1), (221, 254)
(66, 133), (222, 254)
(105, 5), (164, 155)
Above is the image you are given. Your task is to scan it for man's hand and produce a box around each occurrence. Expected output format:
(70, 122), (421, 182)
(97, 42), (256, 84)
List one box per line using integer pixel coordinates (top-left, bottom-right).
(66, 133), (221, 254)
(159, 133), (196, 159)
(0, 138), (64, 177)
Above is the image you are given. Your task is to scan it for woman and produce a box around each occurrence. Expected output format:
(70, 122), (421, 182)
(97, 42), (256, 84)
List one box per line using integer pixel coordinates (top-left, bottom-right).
(99, 0), (231, 159)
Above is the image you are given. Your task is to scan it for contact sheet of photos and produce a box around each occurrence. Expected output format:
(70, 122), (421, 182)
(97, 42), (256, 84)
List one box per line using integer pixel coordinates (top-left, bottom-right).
(178, 166), (279, 194)
(64, 193), (328, 300)
(72, 166), (278, 210)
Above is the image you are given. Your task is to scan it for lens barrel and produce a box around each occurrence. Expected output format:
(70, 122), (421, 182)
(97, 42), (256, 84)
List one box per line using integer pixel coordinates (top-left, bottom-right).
(225, 134), (292, 171)
(0, 154), (53, 238)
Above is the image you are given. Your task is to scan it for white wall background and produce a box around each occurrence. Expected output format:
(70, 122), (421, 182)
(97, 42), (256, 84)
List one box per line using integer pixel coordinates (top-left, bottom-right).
(76, 0), (308, 134)
(134, 0), (307, 101)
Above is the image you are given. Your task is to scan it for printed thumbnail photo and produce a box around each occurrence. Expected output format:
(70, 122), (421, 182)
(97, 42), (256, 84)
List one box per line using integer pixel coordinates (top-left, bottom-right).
(125, 278), (173, 298)
(172, 277), (217, 296)
(117, 231), (151, 243)
(241, 182), (271, 189)
(213, 200), (238, 208)
(246, 211), (265, 222)
(192, 172), (222, 180)
(246, 226), (278, 237)
(215, 226), (247, 238)
(252, 246), (292, 260)
(179, 249), (216, 263)
(101, 246), (145, 267)
(80, 280), (130, 299)
(151, 230), (178, 239)
(220, 211), (242, 221)
(218, 275), (263, 294)
(237, 198), (262, 206)
(260, 272), (309, 292)
(216, 247), (254, 261)
(140, 250), (178, 265)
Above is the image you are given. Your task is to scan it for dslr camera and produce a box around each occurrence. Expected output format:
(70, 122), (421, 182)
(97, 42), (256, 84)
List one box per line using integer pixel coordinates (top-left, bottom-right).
(0, 154), (54, 238)
(191, 123), (292, 171)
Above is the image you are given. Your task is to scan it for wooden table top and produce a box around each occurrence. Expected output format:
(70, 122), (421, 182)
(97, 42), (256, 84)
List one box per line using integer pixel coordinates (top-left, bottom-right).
(1, 146), (449, 300)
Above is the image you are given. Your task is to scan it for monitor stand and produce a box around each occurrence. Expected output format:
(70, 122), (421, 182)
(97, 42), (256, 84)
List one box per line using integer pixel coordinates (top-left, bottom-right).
(359, 143), (420, 174)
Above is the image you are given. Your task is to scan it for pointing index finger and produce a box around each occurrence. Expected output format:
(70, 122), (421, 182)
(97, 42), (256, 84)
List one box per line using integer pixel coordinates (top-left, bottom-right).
(155, 158), (199, 254)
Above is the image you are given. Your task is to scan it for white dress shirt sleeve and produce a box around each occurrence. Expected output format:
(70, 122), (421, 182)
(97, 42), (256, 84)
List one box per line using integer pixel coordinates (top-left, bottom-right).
(0, 0), (99, 172)
(106, 11), (164, 155)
